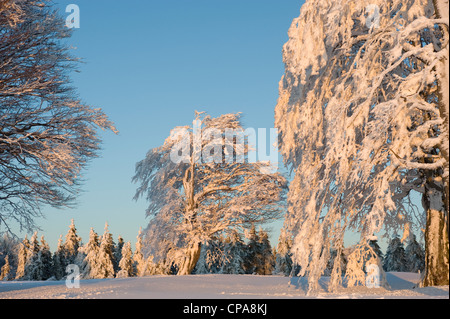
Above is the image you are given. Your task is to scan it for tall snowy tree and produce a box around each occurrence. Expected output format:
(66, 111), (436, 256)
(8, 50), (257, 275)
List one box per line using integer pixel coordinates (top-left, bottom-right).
(133, 112), (287, 275)
(275, 0), (449, 291)
(117, 242), (135, 278)
(24, 232), (41, 280)
(14, 235), (29, 280)
(256, 229), (275, 275)
(384, 237), (407, 272)
(0, 255), (10, 281)
(133, 228), (146, 277)
(113, 236), (124, 274)
(38, 236), (53, 280)
(96, 223), (115, 278)
(0, 233), (19, 279)
(369, 237), (385, 264)
(81, 228), (100, 279)
(405, 234), (425, 273)
(195, 239), (225, 274)
(274, 229), (293, 276)
(243, 224), (259, 275)
(0, 0), (117, 234)
(52, 235), (66, 280)
(64, 219), (81, 266)
(220, 230), (246, 275)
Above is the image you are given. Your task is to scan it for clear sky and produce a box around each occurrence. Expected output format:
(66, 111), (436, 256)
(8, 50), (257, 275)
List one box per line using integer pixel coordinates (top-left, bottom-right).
(11, 0), (306, 250)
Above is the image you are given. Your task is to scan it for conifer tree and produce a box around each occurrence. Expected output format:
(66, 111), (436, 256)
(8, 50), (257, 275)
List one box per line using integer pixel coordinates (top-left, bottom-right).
(143, 255), (162, 276)
(383, 237), (407, 272)
(24, 232), (40, 280)
(221, 230), (245, 275)
(117, 242), (135, 278)
(64, 219), (81, 265)
(15, 236), (29, 280)
(133, 228), (146, 276)
(39, 236), (53, 280)
(0, 255), (11, 281)
(96, 223), (115, 278)
(243, 225), (259, 274)
(405, 235), (425, 273)
(0, 234), (19, 280)
(81, 228), (100, 279)
(256, 229), (274, 275)
(369, 238), (385, 264)
(274, 229), (293, 276)
(113, 236), (124, 274)
(52, 235), (66, 280)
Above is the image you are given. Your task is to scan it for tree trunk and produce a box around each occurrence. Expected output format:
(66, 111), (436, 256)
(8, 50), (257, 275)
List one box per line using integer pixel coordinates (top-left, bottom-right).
(433, 0), (449, 243)
(177, 241), (202, 275)
(419, 0), (450, 288)
(421, 176), (449, 287)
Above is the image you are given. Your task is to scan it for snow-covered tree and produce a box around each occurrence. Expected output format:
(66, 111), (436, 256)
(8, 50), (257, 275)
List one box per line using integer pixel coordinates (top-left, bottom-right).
(24, 232), (41, 280)
(405, 234), (425, 273)
(15, 236), (29, 280)
(81, 228), (100, 279)
(0, 0), (117, 234)
(369, 237), (385, 265)
(275, 0), (449, 291)
(64, 219), (81, 266)
(384, 237), (407, 272)
(0, 255), (11, 281)
(38, 236), (53, 280)
(220, 230), (246, 275)
(133, 112), (287, 275)
(256, 229), (274, 275)
(243, 224), (259, 274)
(274, 229), (293, 276)
(96, 223), (115, 278)
(113, 236), (124, 274)
(0, 233), (19, 280)
(52, 235), (66, 280)
(117, 242), (135, 278)
(195, 238), (225, 274)
(133, 228), (146, 277)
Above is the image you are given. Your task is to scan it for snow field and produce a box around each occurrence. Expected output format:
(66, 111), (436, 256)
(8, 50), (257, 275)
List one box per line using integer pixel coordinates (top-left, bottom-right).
(0, 272), (447, 299)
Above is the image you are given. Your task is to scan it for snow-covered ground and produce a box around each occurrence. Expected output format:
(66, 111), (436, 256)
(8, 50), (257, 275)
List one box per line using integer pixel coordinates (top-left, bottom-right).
(0, 272), (447, 299)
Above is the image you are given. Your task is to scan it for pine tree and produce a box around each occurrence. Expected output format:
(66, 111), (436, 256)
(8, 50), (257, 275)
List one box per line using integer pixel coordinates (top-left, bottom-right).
(143, 255), (165, 275)
(15, 236), (29, 280)
(64, 219), (81, 265)
(24, 232), (41, 280)
(113, 236), (124, 274)
(0, 255), (11, 281)
(405, 235), (425, 273)
(96, 223), (115, 278)
(52, 235), (66, 280)
(221, 231), (245, 275)
(274, 229), (293, 276)
(117, 242), (135, 278)
(243, 225), (259, 274)
(0, 234), (19, 281)
(383, 237), (407, 272)
(81, 228), (100, 279)
(369, 238), (384, 264)
(133, 228), (146, 277)
(39, 236), (53, 280)
(256, 229), (274, 275)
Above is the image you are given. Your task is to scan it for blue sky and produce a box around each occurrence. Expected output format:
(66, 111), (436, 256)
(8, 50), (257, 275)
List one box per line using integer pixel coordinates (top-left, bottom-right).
(12, 0), (305, 250)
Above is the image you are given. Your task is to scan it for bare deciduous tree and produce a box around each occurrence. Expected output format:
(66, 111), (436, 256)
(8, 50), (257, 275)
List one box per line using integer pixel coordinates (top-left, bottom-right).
(0, 0), (117, 233)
